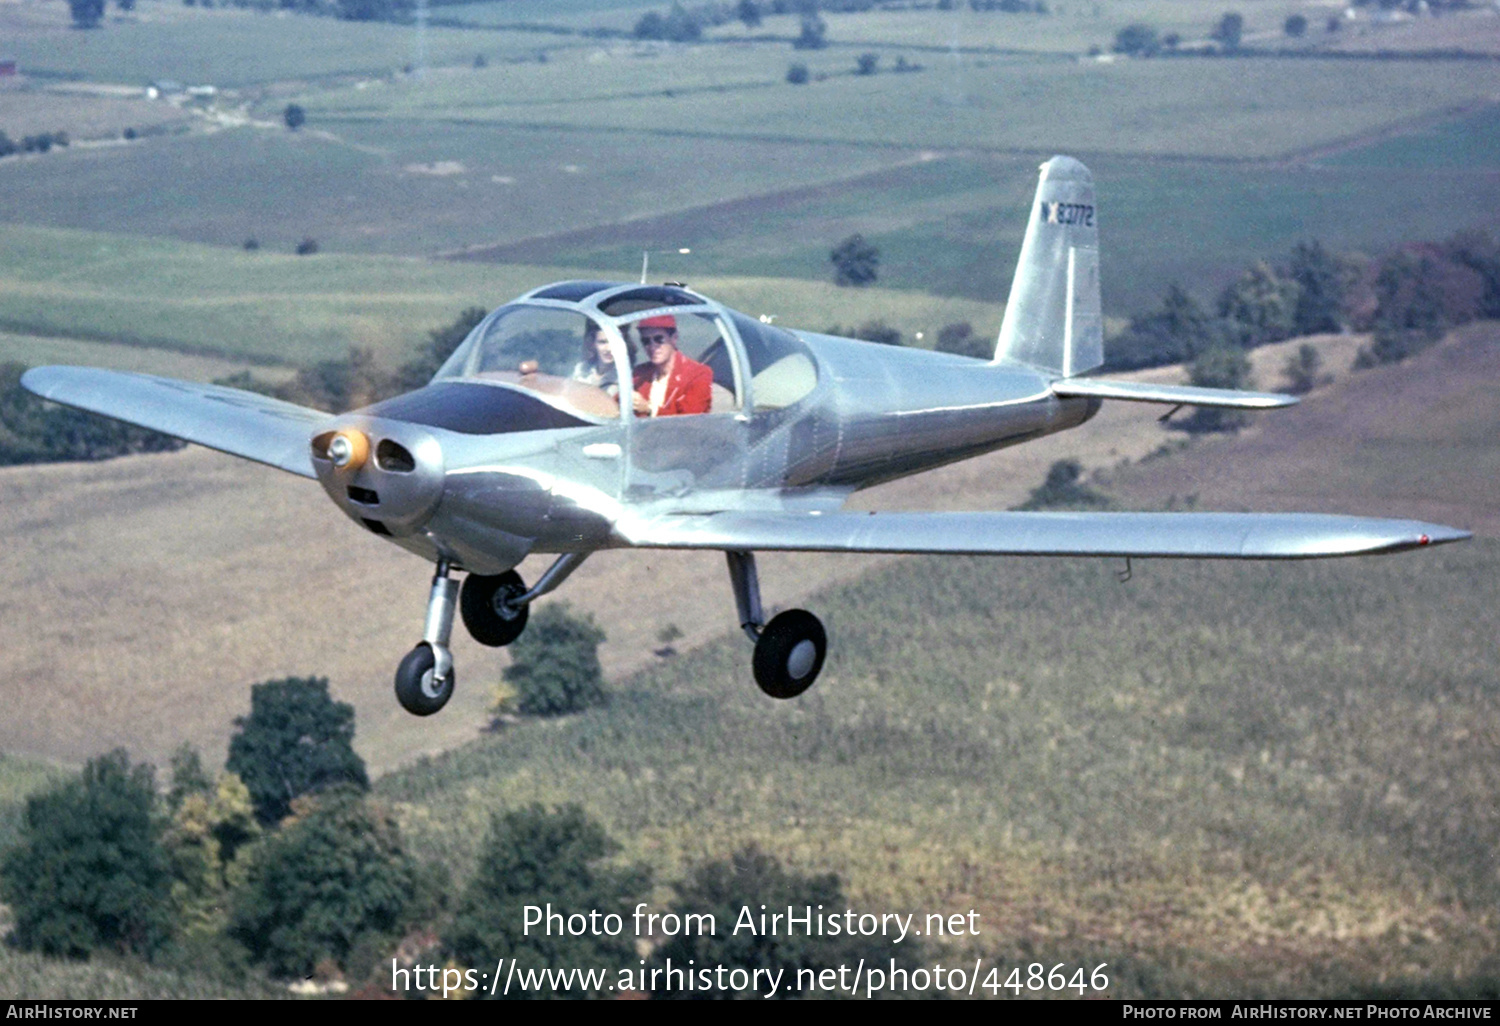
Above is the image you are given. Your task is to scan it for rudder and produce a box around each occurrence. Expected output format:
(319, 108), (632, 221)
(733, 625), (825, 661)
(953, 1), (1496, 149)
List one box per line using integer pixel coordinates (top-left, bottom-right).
(994, 156), (1102, 378)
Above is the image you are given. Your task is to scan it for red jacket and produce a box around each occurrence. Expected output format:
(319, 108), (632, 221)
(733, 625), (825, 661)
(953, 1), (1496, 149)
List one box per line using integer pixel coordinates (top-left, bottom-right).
(633, 353), (713, 416)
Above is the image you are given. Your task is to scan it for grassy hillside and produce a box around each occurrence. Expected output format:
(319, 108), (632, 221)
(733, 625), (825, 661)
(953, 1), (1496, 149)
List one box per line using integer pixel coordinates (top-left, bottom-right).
(380, 538), (1499, 996)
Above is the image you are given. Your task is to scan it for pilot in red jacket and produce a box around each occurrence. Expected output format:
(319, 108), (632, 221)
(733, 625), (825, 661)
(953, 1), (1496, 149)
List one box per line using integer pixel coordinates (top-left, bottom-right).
(631, 314), (713, 417)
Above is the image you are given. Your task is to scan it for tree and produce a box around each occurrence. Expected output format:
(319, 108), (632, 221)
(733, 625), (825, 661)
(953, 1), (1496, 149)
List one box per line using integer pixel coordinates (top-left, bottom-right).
(69, 0), (105, 28)
(786, 62), (810, 84)
(935, 321), (992, 359)
(117, 0), (136, 10)
(1016, 458), (1111, 510)
(1181, 344), (1252, 432)
(295, 236), (319, 255)
(1, 751), (173, 959)
(855, 52), (879, 75)
(793, 13), (827, 49)
(736, 0), (762, 29)
(1288, 240), (1345, 335)
(446, 805), (648, 999)
(225, 676), (369, 826)
(283, 104), (306, 131)
(1217, 259), (1299, 347)
(649, 845), (923, 998)
(165, 770), (259, 937)
(503, 603), (607, 717)
(1107, 284), (1222, 370)
(1, 362), (185, 467)
(1211, 12), (1244, 49)
(1112, 23), (1160, 56)
(1281, 343), (1328, 395)
(830, 233), (878, 287)
(1284, 13), (1308, 37)
(229, 789), (420, 978)
(395, 306), (488, 392)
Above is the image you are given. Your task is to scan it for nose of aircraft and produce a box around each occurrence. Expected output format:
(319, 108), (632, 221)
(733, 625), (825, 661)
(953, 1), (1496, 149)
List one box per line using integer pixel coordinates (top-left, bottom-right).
(310, 419), (446, 537)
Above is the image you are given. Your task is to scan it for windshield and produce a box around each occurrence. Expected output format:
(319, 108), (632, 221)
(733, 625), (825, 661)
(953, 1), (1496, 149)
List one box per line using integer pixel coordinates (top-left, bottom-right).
(435, 304), (624, 421)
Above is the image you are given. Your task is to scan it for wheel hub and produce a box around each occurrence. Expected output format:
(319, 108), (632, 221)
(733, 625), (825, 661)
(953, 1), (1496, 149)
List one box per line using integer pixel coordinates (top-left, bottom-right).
(786, 639), (818, 680)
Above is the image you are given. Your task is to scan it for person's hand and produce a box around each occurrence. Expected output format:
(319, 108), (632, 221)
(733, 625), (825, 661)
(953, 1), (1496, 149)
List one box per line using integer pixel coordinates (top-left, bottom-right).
(632, 392), (651, 415)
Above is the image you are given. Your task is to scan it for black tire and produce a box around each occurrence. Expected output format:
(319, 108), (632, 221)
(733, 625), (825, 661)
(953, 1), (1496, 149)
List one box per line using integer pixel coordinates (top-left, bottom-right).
(395, 643), (454, 716)
(752, 609), (827, 699)
(460, 570), (529, 647)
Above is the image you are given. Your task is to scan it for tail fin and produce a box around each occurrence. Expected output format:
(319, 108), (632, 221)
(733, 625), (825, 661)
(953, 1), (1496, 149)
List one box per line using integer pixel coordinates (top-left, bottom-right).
(994, 156), (1103, 378)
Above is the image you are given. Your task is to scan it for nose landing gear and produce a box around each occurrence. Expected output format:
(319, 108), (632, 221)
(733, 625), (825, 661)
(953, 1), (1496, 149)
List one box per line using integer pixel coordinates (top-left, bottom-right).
(395, 553), (592, 716)
(727, 550), (827, 700)
(395, 559), (460, 716)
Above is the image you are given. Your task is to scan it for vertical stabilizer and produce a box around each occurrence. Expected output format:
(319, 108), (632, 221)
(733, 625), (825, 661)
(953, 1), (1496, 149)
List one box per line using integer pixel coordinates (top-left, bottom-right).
(994, 156), (1102, 378)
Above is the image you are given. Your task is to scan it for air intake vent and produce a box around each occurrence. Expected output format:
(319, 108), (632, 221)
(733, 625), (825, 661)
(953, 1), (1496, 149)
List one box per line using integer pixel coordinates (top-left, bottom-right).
(361, 518), (392, 536)
(376, 439), (416, 473)
(346, 485), (379, 506)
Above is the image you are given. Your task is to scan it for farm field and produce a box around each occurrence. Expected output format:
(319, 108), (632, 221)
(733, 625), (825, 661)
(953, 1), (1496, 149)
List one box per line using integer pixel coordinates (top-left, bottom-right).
(301, 51), (1500, 160)
(0, 1), (589, 87)
(0, 224), (1006, 365)
(0, 119), (909, 260)
(488, 140), (1500, 312)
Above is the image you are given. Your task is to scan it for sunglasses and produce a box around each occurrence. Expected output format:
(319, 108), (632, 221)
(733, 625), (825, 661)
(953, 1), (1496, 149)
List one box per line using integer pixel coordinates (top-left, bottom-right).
(641, 333), (675, 345)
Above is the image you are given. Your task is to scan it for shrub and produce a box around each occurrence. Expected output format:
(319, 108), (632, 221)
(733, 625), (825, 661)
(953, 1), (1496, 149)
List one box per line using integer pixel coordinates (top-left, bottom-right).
(786, 62), (809, 84)
(648, 845), (924, 998)
(295, 236), (319, 255)
(283, 104), (306, 131)
(446, 805), (647, 999)
(855, 52), (879, 75)
(830, 232), (878, 287)
(936, 321), (992, 359)
(225, 676), (368, 826)
(1, 751), (173, 959)
(1016, 458), (1112, 510)
(229, 790), (420, 978)
(1113, 23), (1159, 56)
(503, 604), (607, 717)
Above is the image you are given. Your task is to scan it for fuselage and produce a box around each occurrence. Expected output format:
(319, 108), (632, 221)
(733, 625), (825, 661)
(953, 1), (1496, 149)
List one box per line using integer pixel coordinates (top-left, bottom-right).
(309, 282), (1097, 574)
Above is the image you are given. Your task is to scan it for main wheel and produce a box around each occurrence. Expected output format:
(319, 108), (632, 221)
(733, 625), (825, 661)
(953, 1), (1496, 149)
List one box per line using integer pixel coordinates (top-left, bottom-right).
(395, 643), (454, 716)
(752, 609), (827, 699)
(460, 570), (529, 647)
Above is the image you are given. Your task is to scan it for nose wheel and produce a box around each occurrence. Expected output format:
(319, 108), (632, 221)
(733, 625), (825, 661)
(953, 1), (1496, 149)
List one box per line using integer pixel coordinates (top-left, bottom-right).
(395, 643), (454, 717)
(395, 559), (463, 717)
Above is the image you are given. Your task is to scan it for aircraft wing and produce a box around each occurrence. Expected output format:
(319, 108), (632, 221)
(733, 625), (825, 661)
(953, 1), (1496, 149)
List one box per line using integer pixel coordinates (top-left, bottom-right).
(618, 510), (1469, 559)
(1052, 378), (1297, 409)
(21, 366), (328, 479)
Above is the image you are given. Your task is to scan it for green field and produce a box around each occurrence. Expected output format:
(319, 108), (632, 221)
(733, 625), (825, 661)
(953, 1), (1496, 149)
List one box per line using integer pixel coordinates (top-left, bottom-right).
(484, 145), (1500, 313)
(299, 48), (1500, 160)
(0, 3), (590, 87)
(705, 1), (1341, 54)
(0, 224), (1004, 366)
(379, 539), (1500, 995)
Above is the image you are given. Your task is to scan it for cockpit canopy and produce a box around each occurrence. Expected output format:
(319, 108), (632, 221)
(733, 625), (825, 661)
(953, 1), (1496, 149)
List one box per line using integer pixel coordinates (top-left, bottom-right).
(433, 282), (819, 422)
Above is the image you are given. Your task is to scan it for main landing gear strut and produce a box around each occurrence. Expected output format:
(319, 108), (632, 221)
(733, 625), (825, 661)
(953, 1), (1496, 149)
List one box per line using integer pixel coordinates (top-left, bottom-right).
(394, 553), (588, 716)
(727, 550), (827, 700)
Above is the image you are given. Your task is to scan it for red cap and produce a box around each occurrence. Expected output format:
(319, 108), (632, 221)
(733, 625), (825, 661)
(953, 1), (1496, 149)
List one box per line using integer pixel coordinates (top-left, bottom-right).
(637, 314), (677, 330)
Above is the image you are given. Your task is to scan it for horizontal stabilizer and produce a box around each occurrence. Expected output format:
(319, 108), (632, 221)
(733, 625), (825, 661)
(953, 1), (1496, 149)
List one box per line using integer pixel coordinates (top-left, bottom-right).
(618, 510), (1469, 560)
(21, 366), (328, 479)
(1052, 378), (1297, 410)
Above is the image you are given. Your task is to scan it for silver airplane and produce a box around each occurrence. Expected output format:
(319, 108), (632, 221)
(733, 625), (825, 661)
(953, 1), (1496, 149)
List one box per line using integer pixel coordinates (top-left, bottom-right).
(22, 157), (1470, 716)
